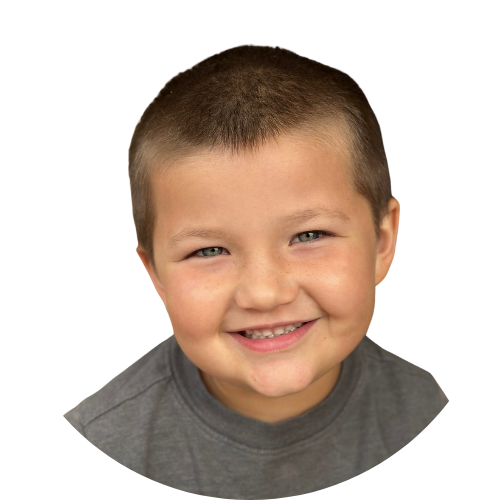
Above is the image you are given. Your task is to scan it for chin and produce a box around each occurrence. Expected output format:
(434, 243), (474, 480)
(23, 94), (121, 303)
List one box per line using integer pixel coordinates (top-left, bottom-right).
(249, 370), (315, 399)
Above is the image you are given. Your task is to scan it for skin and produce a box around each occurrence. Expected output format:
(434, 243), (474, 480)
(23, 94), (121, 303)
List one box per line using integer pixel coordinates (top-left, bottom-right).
(137, 130), (400, 423)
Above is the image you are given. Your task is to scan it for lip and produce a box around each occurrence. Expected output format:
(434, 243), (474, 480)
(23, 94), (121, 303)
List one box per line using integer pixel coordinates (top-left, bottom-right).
(227, 319), (319, 353)
(227, 319), (314, 332)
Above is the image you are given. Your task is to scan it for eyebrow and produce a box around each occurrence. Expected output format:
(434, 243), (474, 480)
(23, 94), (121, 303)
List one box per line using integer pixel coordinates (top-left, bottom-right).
(167, 207), (351, 249)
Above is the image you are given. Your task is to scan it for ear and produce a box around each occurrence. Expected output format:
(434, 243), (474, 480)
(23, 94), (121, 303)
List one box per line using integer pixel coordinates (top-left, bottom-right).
(136, 246), (167, 305)
(375, 197), (400, 286)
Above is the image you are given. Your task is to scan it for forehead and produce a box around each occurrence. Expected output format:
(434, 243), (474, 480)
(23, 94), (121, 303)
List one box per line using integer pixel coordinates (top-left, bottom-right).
(150, 130), (370, 242)
(154, 129), (354, 193)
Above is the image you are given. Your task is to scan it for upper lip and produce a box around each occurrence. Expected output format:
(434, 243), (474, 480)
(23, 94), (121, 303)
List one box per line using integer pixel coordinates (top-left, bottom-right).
(227, 319), (316, 332)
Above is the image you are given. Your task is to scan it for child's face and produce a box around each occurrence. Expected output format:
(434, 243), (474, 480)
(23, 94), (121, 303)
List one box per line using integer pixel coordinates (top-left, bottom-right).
(139, 131), (398, 399)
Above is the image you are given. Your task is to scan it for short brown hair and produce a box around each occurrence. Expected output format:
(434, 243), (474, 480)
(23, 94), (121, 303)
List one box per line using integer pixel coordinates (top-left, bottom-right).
(129, 45), (392, 271)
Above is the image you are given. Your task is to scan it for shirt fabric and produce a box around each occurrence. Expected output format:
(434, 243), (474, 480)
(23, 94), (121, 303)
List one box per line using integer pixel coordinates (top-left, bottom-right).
(64, 335), (448, 499)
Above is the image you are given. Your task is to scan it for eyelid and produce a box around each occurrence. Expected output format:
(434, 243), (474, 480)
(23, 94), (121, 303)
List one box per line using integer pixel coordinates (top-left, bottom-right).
(186, 230), (335, 259)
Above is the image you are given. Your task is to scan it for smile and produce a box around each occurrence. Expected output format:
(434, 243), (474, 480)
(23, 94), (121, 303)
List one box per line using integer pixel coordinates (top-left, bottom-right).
(228, 319), (319, 353)
(239, 322), (307, 340)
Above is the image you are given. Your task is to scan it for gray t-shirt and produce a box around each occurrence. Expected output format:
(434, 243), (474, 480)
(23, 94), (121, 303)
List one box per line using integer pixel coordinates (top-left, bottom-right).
(64, 335), (448, 499)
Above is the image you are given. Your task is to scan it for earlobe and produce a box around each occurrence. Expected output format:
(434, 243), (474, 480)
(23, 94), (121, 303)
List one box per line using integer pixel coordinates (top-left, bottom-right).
(136, 246), (152, 275)
(375, 198), (401, 286)
(135, 246), (165, 302)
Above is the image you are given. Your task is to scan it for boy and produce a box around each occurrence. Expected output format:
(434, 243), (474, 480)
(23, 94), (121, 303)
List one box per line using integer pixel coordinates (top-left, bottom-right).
(64, 45), (448, 499)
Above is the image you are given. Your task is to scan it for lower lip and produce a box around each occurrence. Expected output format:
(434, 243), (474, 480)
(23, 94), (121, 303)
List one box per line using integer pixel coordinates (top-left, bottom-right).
(227, 319), (319, 353)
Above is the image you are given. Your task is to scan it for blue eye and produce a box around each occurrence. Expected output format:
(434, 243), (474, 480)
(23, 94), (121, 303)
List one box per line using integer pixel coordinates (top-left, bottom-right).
(187, 230), (334, 259)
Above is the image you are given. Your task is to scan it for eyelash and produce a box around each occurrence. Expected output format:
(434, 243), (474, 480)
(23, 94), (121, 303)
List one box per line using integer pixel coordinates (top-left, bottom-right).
(186, 230), (335, 259)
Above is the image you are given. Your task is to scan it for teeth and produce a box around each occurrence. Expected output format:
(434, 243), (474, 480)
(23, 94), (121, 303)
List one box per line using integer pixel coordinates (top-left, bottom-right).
(244, 322), (306, 340)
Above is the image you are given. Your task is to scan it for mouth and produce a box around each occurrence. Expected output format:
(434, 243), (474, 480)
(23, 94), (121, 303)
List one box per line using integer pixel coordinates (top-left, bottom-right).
(228, 319), (319, 353)
(235, 320), (315, 340)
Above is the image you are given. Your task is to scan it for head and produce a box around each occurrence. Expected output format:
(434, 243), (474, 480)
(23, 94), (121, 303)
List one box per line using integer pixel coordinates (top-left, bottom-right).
(129, 46), (399, 401)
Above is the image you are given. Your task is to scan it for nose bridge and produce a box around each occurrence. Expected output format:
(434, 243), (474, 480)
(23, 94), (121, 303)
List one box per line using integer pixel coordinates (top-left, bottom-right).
(242, 244), (289, 283)
(234, 247), (297, 311)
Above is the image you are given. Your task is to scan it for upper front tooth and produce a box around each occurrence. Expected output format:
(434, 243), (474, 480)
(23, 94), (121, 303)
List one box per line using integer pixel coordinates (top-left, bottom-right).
(246, 323), (304, 336)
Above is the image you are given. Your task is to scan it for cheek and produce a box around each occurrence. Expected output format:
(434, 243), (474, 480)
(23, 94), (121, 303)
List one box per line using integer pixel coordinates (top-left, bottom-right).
(307, 245), (375, 319)
(163, 267), (229, 341)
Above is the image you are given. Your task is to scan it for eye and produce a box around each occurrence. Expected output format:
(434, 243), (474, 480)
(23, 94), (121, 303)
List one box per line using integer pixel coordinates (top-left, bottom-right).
(186, 230), (335, 259)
